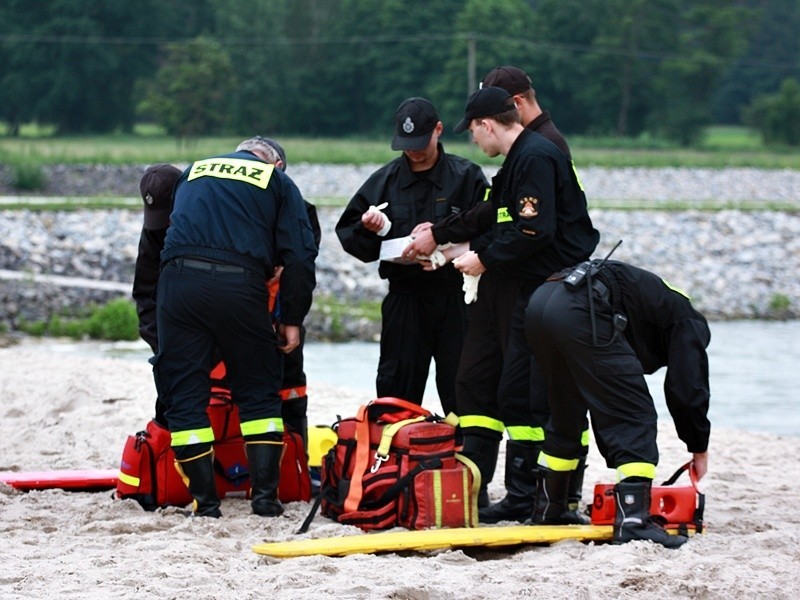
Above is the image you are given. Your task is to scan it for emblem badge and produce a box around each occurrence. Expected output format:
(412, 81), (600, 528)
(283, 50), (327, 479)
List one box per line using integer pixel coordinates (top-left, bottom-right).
(518, 197), (539, 218)
(403, 117), (415, 134)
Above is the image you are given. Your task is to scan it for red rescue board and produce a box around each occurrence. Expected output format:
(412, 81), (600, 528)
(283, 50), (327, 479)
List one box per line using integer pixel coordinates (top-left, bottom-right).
(0, 469), (118, 492)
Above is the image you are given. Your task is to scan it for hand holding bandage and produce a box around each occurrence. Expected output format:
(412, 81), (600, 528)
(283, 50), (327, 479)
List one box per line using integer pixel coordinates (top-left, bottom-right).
(462, 274), (481, 304)
(363, 202), (392, 237)
(418, 242), (469, 272)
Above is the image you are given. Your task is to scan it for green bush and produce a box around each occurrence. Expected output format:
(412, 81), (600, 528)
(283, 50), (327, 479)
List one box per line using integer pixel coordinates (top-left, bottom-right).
(742, 78), (800, 147)
(11, 159), (46, 191)
(18, 298), (139, 341)
(86, 298), (139, 340)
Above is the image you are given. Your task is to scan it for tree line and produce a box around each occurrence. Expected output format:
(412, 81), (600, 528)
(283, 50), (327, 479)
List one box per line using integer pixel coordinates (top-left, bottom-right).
(1, 0), (799, 146)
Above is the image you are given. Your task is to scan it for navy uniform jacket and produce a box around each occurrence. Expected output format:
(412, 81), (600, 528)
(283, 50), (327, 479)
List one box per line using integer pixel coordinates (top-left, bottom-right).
(161, 150), (317, 326)
(335, 144), (488, 293)
(597, 261), (712, 453)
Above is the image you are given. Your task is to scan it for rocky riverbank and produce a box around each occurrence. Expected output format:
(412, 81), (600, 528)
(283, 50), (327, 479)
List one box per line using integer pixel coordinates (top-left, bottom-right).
(1, 165), (799, 340)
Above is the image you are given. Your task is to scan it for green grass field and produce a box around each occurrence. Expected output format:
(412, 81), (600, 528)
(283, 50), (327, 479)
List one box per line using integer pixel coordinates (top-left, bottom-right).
(1, 125), (798, 170)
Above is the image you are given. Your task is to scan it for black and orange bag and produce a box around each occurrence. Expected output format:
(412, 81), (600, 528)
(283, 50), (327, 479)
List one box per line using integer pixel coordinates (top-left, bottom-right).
(116, 393), (310, 510)
(299, 397), (479, 533)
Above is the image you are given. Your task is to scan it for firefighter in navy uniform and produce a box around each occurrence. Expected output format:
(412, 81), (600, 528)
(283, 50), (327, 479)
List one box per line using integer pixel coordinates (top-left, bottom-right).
(133, 144), (321, 453)
(524, 260), (710, 548)
(153, 137), (316, 518)
(336, 97), (488, 416)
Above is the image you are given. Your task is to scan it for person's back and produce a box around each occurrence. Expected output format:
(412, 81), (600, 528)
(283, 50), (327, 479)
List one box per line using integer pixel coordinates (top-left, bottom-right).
(524, 257), (710, 548)
(155, 137), (316, 519)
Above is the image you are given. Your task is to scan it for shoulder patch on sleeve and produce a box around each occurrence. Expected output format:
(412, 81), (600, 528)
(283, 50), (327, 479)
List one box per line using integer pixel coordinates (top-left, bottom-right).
(518, 197), (539, 219)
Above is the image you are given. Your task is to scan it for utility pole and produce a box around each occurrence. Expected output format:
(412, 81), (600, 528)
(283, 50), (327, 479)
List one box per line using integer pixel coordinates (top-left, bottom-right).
(467, 33), (476, 97)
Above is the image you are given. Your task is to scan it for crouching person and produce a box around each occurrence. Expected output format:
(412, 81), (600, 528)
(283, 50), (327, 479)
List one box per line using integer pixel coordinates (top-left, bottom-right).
(153, 137), (317, 517)
(524, 259), (710, 548)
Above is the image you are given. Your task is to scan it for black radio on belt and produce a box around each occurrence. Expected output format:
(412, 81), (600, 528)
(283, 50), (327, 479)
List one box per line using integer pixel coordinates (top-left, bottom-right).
(564, 240), (622, 292)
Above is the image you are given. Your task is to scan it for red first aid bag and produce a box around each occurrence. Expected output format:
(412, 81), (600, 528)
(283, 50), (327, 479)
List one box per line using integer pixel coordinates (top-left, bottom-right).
(590, 462), (705, 534)
(116, 394), (310, 510)
(299, 397), (479, 533)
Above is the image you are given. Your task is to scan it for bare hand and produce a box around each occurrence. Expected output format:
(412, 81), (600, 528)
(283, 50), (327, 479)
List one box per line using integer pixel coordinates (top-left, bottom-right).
(361, 210), (387, 233)
(453, 251), (486, 276)
(692, 452), (708, 481)
(401, 227), (437, 260)
(277, 324), (300, 354)
(411, 222), (433, 235)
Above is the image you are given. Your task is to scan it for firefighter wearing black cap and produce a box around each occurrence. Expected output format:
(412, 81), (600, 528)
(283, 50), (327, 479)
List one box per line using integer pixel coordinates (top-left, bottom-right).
(444, 86), (599, 513)
(525, 260), (710, 548)
(401, 67), (589, 521)
(153, 137), (316, 518)
(335, 97), (488, 416)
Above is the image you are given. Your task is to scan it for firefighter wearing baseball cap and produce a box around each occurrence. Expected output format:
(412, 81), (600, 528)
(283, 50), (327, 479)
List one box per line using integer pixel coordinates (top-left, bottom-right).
(336, 97), (489, 417)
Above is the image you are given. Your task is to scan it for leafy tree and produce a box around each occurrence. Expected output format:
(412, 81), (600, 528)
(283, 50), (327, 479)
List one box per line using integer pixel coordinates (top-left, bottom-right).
(742, 77), (800, 146)
(713, 0), (800, 124)
(435, 0), (537, 133)
(137, 36), (237, 140)
(649, 0), (752, 145)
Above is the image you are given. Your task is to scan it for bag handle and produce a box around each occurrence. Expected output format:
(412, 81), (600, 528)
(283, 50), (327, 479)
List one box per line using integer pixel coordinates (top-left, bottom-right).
(660, 461), (701, 491)
(370, 416), (428, 473)
(368, 397), (431, 423)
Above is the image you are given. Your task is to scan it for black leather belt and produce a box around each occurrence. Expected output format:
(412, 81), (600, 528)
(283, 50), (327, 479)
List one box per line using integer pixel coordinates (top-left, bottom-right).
(174, 257), (245, 273)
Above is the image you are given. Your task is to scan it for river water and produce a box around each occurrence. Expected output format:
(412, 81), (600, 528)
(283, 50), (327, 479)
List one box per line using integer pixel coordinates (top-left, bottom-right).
(20, 320), (799, 438)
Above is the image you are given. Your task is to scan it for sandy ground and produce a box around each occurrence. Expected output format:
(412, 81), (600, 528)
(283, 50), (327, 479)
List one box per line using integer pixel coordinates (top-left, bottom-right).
(1, 347), (799, 599)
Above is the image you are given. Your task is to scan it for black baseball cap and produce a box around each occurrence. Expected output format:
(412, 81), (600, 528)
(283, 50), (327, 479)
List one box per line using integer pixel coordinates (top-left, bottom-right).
(391, 97), (440, 151)
(480, 66), (533, 96)
(453, 87), (517, 133)
(139, 164), (181, 230)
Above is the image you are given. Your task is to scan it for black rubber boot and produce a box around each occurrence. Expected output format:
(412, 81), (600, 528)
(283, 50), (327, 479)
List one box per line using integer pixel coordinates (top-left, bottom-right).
(174, 451), (222, 518)
(613, 479), (688, 548)
(246, 436), (285, 517)
(565, 456), (590, 525)
(529, 466), (587, 525)
(460, 433), (500, 509)
(479, 441), (540, 523)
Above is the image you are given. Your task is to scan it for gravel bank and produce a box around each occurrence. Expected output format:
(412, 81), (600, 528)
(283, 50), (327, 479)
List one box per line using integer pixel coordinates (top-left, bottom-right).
(1, 164), (799, 339)
(2, 163), (800, 205)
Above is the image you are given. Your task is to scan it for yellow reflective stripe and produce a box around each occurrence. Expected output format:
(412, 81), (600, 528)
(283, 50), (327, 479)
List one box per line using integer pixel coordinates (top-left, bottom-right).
(506, 426), (545, 442)
(571, 160), (585, 191)
(187, 158), (275, 189)
(482, 188), (491, 202)
(456, 453), (481, 528)
(118, 471), (140, 487)
(461, 468), (470, 526)
(662, 278), (691, 300)
(581, 429), (590, 447)
(538, 452), (579, 472)
(433, 470), (442, 528)
(170, 427), (215, 447)
(617, 462), (656, 481)
(496, 207), (512, 223)
(240, 417), (284, 437)
(458, 415), (505, 434)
